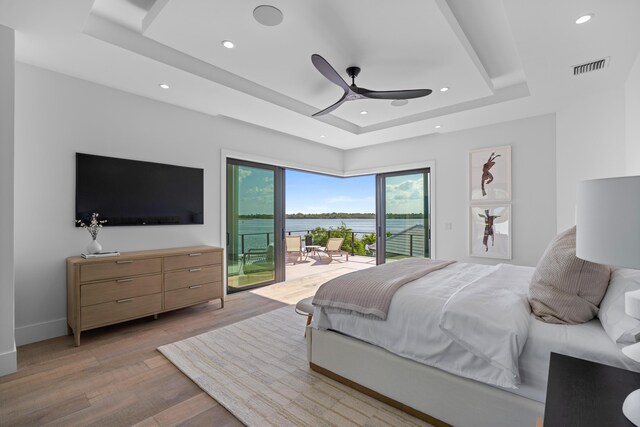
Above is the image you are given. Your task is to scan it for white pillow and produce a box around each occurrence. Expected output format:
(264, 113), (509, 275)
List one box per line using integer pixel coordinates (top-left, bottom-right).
(599, 268), (640, 344)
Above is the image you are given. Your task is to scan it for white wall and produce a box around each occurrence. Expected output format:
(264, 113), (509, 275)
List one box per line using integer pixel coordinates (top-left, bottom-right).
(14, 63), (343, 345)
(555, 87), (627, 231)
(344, 114), (557, 267)
(0, 25), (16, 376)
(627, 52), (640, 175)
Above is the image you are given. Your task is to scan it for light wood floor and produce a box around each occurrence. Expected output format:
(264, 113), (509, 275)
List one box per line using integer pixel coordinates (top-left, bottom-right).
(0, 262), (371, 426)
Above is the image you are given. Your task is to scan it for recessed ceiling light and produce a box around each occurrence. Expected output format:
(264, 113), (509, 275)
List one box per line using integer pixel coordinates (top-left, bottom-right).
(253, 5), (284, 26)
(221, 40), (235, 49)
(320, 135), (325, 138)
(391, 99), (409, 107)
(435, 125), (441, 129)
(360, 110), (368, 115)
(440, 87), (449, 92)
(575, 14), (593, 24)
(158, 83), (169, 89)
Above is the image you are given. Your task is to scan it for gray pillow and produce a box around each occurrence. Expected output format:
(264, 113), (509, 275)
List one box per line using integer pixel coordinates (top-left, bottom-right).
(529, 226), (611, 324)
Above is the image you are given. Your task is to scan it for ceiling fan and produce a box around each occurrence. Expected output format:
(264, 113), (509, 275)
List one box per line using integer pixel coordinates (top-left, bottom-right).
(311, 54), (432, 117)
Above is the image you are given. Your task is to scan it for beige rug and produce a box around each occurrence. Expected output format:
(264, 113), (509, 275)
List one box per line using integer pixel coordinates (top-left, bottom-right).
(158, 306), (432, 426)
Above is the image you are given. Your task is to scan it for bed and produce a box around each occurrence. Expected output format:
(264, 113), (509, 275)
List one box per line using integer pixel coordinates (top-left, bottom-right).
(306, 261), (640, 427)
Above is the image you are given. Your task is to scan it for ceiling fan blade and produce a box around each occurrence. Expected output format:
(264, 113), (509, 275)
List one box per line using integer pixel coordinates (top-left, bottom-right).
(357, 88), (432, 100)
(312, 92), (348, 117)
(311, 54), (351, 92)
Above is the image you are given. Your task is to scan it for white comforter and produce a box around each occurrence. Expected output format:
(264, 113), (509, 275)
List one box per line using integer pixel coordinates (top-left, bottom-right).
(313, 262), (532, 389)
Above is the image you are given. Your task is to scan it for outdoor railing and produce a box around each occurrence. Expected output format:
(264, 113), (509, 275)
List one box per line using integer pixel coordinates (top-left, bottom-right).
(234, 229), (375, 257)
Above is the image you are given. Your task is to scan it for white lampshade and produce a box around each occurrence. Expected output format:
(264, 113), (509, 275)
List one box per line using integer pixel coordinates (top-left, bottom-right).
(576, 176), (640, 269)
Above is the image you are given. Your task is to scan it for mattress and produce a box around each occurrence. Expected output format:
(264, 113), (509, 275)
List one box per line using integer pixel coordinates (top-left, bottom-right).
(313, 262), (640, 403)
(518, 316), (640, 402)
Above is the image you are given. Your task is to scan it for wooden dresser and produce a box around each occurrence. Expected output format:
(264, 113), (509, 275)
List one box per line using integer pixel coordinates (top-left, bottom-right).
(67, 245), (223, 346)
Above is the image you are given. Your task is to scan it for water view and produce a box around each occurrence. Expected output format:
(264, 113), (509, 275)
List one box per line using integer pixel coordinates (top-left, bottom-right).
(227, 164), (429, 291)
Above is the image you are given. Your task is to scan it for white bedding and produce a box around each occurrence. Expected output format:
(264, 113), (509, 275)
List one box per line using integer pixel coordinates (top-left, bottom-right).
(312, 262), (640, 403)
(313, 263), (524, 388)
(518, 316), (640, 402)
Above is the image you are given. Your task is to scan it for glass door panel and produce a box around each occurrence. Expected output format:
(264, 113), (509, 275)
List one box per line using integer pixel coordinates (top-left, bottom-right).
(376, 170), (430, 264)
(227, 160), (283, 292)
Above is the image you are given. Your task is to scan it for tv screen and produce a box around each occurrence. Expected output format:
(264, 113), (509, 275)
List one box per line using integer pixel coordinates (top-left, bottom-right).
(76, 153), (204, 226)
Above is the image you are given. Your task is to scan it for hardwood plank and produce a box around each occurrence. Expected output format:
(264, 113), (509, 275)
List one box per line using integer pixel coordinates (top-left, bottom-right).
(0, 265), (370, 426)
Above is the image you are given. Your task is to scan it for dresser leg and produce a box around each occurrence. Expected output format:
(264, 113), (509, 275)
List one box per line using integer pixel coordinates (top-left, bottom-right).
(74, 331), (81, 347)
(221, 298), (225, 309)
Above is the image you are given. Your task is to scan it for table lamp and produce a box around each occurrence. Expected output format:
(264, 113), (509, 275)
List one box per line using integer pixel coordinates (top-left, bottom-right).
(576, 176), (640, 425)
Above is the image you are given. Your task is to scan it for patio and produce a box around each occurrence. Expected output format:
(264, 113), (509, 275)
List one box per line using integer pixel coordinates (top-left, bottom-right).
(227, 253), (375, 291)
(285, 253), (376, 281)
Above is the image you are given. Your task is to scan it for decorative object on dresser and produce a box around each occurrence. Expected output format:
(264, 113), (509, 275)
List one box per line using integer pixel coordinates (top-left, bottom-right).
(576, 175), (640, 425)
(67, 245), (224, 346)
(75, 212), (107, 254)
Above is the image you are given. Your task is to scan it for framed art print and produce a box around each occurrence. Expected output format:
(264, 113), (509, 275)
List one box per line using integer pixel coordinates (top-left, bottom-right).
(469, 145), (511, 201)
(469, 205), (511, 259)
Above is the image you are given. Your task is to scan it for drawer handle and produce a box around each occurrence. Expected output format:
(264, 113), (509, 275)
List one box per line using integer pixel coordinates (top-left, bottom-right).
(116, 298), (134, 303)
(116, 260), (134, 264)
(189, 285), (202, 289)
(189, 253), (202, 257)
(116, 279), (133, 283)
(189, 268), (202, 272)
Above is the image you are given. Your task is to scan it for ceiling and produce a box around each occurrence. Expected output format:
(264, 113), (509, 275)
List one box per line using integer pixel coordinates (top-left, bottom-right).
(1, 0), (639, 149)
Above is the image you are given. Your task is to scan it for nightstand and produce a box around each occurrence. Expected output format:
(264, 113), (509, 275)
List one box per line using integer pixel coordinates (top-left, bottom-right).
(543, 352), (640, 427)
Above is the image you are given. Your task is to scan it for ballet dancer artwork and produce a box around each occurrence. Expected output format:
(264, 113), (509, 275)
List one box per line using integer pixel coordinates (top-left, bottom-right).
(469, 146), (511, 201)
(469, 205), (511, 259)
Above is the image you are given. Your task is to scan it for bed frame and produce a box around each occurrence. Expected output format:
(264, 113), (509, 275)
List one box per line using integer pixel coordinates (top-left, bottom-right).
(307, 327), (544, 427)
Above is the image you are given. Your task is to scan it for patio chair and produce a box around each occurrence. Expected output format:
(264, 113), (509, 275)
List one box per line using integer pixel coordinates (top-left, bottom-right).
(365, 243), (377, 257)
(285, 235), (305, 263)
(318, 237), (349, 261)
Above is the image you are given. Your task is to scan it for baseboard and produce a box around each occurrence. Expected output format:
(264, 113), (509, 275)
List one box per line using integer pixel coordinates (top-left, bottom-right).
(15, 317), (67, 346)
(0, 345), (17, 376)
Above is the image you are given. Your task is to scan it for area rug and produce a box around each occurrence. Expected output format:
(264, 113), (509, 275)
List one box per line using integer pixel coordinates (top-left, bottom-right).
(158, 306), (432, 426)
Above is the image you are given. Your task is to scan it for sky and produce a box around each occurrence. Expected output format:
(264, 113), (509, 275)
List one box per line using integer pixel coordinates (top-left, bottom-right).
(286, 170), (375, 214)
(235, 166), (424, 215)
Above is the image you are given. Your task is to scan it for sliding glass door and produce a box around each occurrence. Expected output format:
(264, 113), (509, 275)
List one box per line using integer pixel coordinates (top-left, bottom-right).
(227, 159), (284, 293)
(376, 169), (430, 264)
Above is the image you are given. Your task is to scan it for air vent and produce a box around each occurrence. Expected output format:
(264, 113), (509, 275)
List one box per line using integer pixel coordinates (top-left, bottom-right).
(573, 57), (610, 76)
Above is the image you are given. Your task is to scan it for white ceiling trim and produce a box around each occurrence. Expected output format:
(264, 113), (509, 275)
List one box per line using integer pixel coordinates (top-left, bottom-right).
(83, 3), (531, 137)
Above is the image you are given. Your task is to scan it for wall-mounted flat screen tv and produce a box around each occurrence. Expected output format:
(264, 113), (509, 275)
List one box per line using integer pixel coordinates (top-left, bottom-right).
(76, 153), (204, 226)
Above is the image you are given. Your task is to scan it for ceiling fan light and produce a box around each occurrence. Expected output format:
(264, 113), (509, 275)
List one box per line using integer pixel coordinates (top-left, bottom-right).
(391, 99), (409, 107)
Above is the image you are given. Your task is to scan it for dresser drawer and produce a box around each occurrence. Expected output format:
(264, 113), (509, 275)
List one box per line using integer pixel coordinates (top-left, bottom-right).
(164, 265), (222, 291)
(81, 274), (162, 307)
(81, 293), (161, 329)
(164, 251), (221, 271)
(164, 282), (222, 310)
(80, 258), (161, 282)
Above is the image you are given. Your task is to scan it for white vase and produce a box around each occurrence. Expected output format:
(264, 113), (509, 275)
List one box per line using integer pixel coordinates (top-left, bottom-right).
(87, 239), (102, 254)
